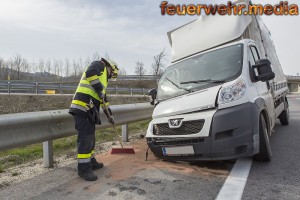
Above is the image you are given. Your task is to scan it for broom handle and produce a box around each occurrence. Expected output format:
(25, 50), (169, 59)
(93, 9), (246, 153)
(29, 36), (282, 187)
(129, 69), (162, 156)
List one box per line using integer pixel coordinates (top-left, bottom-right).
(102, 99), (124, 148)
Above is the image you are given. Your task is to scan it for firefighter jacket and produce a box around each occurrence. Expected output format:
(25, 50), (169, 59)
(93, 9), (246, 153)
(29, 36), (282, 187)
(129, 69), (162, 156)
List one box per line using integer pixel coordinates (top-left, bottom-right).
(69, 60), (109, 117)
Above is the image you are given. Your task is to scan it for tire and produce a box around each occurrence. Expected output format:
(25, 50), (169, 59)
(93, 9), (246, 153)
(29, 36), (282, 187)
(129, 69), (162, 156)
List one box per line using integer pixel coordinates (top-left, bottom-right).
(279, 99), (289, 126)
(254, 114), (272, 162)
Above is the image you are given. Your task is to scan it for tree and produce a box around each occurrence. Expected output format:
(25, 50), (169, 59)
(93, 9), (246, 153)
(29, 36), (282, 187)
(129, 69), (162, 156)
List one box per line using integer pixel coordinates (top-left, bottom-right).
(151, 49), (166, 78)
(13, 54), (24, 80)
(38, 58), (45, 73)
(45, 59), (51, 74)
(92, 52), (101, 60)
(119, 67), (127, 76)
(65, 58), (70, 77)
(0, 57), (3, 80)
(135, 61), (147, 77)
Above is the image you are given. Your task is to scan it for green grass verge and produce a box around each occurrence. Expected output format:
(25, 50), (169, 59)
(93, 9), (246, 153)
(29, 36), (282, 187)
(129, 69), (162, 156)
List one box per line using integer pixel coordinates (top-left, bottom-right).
(0, 119), (150, 172)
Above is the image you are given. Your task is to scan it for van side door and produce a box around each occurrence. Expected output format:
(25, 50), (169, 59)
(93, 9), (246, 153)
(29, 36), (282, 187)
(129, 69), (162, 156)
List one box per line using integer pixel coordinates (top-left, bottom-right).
(248, 44), (275, 130)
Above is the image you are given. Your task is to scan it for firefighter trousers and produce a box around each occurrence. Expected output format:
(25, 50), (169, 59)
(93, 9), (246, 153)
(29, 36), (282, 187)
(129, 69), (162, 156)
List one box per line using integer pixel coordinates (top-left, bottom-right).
(74, 113), (96, 171)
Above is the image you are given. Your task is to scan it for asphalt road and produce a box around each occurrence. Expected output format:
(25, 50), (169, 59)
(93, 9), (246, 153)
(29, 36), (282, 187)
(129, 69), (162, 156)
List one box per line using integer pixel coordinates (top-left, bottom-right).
(0, 96), (299, 200)
(242, 96), (300, 200)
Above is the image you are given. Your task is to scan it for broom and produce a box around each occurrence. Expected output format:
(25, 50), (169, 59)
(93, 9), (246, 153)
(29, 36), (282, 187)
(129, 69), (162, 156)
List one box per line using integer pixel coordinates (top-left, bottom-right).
(101, 99), (135, 154)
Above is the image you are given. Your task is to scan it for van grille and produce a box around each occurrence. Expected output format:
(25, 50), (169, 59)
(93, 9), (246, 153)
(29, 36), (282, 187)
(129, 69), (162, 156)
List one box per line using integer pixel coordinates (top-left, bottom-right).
(153, 120), (205, 136)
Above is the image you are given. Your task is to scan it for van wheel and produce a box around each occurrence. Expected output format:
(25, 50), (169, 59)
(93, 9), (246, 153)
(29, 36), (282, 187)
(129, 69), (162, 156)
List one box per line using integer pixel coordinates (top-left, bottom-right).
(279, 100), (289, 126)
(254, 114), (272, 162)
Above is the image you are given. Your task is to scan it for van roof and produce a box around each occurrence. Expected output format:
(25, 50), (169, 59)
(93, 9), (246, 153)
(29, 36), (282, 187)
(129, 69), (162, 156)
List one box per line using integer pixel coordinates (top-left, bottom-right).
(168, 14), (252, 62)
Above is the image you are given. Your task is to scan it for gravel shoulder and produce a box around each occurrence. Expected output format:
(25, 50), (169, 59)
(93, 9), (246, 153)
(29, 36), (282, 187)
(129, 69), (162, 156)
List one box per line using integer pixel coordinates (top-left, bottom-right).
(0, 131), (145, 189)
(0, 93), (149, 188)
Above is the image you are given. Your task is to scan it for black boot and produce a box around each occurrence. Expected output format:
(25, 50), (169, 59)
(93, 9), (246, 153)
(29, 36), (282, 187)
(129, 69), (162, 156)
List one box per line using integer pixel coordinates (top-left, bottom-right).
(91, 157), (104, 170)
(78, 162), (97, 181)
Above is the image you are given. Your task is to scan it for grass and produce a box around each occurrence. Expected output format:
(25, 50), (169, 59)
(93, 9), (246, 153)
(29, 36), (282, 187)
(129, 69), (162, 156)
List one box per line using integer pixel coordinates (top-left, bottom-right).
(0, 164), (4, 173)
(0, 119), (151, 171)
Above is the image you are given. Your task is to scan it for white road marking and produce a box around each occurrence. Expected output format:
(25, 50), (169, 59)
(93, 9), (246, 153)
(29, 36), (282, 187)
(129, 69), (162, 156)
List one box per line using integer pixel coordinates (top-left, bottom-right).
(215, 158), (253, 200)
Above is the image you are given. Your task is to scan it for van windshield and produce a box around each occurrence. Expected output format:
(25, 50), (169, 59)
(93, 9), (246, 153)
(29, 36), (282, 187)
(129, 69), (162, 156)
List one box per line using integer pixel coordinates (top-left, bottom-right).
(157, 44), (243, 101)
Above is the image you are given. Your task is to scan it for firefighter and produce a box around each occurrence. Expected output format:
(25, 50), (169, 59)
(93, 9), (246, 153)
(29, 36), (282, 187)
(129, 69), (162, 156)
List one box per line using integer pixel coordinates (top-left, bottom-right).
(69, 58), (119, 181)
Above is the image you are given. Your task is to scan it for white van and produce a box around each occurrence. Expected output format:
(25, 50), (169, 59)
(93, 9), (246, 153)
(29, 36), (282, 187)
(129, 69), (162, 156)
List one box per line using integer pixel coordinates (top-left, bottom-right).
(146, 13), (289, 162)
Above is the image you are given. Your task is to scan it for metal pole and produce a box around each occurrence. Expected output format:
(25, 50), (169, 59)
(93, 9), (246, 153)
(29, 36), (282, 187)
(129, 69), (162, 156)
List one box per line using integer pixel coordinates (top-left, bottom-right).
(130, 88), (133, 96)
(122, 124), (129, 142)
(8, 82), (10, 94)
(59, 83), (63, 95)
(142, 88), (145, 96)
(43, 140), (54, 168)
(35, 83), (39, 94)
(116, 87), (118, 95)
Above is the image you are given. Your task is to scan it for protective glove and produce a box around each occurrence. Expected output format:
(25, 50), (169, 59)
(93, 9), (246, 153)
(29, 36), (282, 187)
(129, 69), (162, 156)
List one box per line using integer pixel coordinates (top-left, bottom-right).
(98, 92), (105, 100)
(104, 107), (114, 124)
(108, 115), (115, 124)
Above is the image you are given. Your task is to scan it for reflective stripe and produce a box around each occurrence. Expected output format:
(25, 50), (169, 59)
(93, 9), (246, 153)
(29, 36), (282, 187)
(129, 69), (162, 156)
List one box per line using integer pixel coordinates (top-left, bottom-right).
(78, 152), (93, 159)
(79, 83), (95, 91)
(72, 100), (88, 108)
(80, 80), (90, 85)
(78, 158), (91, 163)
(76, 86), (100, 101)
(100, 102), (109, 107)
(86, 75), (98, 82)
(90, 79), (100, 85)
(70, 104), (87, 112)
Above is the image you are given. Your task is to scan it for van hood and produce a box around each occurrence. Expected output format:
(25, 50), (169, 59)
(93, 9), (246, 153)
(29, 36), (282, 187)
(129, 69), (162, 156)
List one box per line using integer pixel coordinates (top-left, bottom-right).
(153, 85), (222, 119)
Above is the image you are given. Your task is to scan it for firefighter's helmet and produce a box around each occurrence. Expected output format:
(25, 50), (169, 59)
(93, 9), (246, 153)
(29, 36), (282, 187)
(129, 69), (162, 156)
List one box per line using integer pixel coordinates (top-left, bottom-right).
(101, 58), (119, 79)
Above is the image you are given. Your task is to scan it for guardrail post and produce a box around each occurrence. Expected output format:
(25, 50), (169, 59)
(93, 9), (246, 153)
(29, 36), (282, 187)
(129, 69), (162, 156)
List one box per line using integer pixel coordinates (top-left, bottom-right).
(115, 87), (118, 95)
(8, 82), (11, 94)
(43, 140), (54, 168)
(59, 84), (63, 95)
(142, 88), (145, 96)
(122, 124), (129, 142)
(130, 88), (133, 96)
(35, 83), (39, 94)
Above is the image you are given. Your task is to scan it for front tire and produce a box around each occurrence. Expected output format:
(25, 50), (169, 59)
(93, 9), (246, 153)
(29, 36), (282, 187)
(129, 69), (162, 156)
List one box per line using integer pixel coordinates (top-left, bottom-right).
(279, 99), (289, 126)
(254, 114), (272, 162)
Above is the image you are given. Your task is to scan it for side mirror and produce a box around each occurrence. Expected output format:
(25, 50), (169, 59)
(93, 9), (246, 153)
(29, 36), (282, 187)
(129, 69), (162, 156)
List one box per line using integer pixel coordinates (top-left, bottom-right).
(148, 88), (157, 105)
(252, 59), (275, 82)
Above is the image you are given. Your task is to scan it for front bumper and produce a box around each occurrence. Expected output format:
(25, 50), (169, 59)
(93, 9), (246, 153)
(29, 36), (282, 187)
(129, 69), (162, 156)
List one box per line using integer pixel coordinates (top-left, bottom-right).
(147, 102), (259, 161)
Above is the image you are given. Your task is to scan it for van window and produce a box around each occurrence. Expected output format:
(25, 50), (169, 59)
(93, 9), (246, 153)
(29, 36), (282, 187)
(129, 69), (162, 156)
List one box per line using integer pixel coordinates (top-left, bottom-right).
(157, 44), (243, 101)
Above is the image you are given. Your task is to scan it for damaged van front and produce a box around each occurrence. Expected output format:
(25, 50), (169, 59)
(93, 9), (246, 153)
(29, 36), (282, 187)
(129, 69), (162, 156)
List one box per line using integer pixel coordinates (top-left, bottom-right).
(146, 42), (256, 161)
(146, 12), (289, 162)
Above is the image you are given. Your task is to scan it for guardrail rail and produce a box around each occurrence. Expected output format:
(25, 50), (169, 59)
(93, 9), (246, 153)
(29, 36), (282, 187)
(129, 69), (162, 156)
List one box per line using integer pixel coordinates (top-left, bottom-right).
(0, 103), (154, 167)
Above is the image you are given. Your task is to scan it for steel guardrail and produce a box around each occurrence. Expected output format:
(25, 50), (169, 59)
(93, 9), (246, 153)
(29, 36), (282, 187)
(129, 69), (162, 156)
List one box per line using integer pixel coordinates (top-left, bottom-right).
(0, 103), (154, 151)
(0, 81), (149, 95)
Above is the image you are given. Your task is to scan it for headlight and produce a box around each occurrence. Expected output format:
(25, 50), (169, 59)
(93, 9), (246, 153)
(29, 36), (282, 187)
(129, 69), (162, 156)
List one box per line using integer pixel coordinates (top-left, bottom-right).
(218, 79), (246, 104)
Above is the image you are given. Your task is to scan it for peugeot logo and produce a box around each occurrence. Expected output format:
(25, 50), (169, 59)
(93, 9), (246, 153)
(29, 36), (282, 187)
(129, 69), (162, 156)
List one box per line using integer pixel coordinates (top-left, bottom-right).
(168, 118), (183, 128)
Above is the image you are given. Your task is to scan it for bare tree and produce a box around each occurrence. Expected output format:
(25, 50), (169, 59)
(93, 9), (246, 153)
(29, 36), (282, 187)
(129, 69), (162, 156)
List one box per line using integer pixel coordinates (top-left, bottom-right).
(92, 52), (101, 61)
(135, 61), (147, 77)
(78, 57), (85, 75)
(53, 59), (59, 77)
(45, 59), (51, 74)
(104, 51), (110, 60)
(22, 58), (30, 73)
(65, 58), (70, 77)
(38, 58), (45, 73)
(151, 49), (166, 78)
(0, 57), (3, 80)
(119, 67), (127, 76)
(13, 54), (24, 80)
(2, 60), (10, 80)
(72, 58), (77, 77)
(58, 60), (64, 78)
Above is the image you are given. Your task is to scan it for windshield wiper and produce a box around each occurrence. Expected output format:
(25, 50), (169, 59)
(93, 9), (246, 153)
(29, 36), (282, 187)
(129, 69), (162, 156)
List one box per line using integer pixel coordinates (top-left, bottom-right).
(180, 79), (225, 84)
(166, 78), (192, 92)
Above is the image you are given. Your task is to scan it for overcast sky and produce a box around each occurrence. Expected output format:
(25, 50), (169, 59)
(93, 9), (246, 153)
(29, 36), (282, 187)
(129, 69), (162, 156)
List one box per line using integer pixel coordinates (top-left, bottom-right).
(0, 0), (299, 75)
